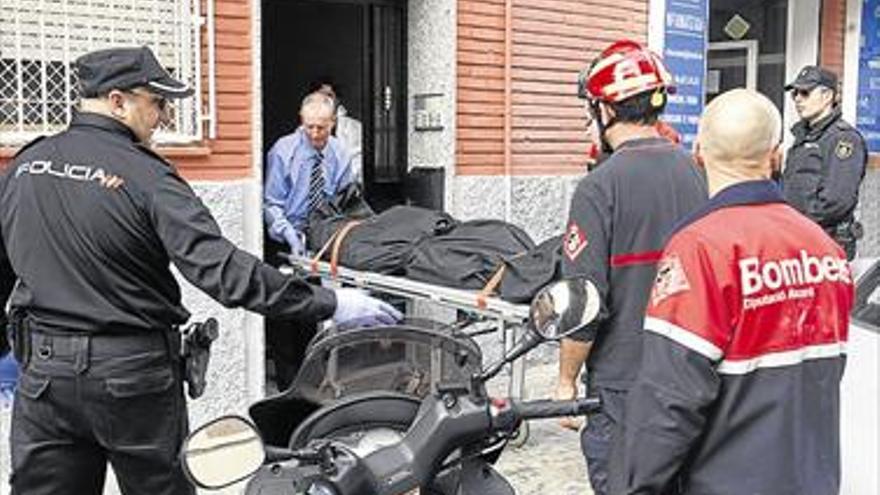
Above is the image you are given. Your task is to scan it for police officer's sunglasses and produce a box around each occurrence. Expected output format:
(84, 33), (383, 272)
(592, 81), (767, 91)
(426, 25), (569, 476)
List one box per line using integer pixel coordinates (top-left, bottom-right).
(790, 87), (816, 99)
(124, 89), (169, 112)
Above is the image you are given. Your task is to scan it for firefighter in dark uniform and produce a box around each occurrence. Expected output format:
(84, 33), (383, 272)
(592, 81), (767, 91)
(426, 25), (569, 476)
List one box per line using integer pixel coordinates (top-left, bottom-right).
(553, 40), (708, 495)
(782, 65), (867, 259)
(0, 46), (400, 495)
(611, 88), (852, 495)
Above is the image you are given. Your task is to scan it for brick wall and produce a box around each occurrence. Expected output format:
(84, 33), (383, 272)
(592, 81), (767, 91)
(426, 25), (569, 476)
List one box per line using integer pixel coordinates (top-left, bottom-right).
(456, 0), (649, 176)
(166, 0), (253, 181)
(820, 0), (846, 87)
(457, 0), (506, 175)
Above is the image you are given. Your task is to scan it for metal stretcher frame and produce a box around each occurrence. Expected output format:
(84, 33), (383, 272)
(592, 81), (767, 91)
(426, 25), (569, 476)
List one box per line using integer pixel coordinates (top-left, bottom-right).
(283, 256), (531, 402)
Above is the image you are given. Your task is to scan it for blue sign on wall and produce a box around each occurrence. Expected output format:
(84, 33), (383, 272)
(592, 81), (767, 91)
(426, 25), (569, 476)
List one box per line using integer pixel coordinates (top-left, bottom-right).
(662, 0), (709, 147)
(0, 354), (17, 408)
(857, 0), (880, 152)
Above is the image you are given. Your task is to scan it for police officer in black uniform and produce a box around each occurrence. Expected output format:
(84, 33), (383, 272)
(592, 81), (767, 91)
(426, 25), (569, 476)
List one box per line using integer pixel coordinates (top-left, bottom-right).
(0, 46), (400, 495)
(783, 65), (867, 259)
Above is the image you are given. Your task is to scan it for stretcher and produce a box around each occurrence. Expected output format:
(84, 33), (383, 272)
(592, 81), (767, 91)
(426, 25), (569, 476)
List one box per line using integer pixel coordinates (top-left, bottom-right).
(281, 255), (533, 435)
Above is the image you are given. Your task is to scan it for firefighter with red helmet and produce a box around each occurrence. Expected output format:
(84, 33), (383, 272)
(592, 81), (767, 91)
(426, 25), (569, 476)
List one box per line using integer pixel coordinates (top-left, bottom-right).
(554, 40), (707, 495)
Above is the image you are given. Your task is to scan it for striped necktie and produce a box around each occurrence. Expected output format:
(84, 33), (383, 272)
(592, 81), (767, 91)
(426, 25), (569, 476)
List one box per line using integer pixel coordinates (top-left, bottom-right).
(307, 151), (326, 213)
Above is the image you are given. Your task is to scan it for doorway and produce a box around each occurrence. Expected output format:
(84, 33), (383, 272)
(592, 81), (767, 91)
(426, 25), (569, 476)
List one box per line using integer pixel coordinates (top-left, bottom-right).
(706, 40), (758, 103)
(707, 0), (788, 111)
(260, 0), (408, 390)
(261, 0), (408, 213)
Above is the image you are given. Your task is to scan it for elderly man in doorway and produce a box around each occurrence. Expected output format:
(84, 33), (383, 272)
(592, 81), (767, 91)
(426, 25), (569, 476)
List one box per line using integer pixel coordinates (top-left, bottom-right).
(310, 79), (363, 185)
(263, 91), (355, 258)
(262, 91), (358, 390)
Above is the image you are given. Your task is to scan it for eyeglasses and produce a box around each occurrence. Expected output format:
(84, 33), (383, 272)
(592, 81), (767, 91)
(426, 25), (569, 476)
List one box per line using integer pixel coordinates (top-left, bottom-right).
(125, 89), (169, 112)
(790, 88), (814, 100)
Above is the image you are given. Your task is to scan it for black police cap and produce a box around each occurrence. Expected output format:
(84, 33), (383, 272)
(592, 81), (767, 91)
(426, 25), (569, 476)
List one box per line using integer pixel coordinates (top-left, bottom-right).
(75, 46), (194, 99)
(784, 66), (838, 92)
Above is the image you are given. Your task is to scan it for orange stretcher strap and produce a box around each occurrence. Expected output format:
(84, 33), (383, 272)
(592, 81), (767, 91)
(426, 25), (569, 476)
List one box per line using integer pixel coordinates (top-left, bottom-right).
(329, 220), (363, 278)
(476, 263), (507, 310)
(310, 228), (340, 275)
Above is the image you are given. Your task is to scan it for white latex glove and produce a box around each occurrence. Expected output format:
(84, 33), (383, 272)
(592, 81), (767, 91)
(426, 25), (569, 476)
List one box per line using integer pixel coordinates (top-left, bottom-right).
(282, 227), (305, 258)
(332, 288), (403, 327)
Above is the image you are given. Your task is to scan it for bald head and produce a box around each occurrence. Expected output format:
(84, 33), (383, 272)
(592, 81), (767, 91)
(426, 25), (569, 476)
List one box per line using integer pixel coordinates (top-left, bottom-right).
(697, 89), (781, 183)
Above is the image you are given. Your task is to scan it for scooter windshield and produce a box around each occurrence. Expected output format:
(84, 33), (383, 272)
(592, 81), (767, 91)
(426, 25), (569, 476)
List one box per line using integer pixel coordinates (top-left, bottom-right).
(291, 318), (483, 404)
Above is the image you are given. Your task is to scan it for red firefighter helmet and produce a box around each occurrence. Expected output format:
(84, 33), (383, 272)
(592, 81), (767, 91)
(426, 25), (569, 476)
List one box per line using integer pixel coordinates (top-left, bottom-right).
(577, 40), (675, 103)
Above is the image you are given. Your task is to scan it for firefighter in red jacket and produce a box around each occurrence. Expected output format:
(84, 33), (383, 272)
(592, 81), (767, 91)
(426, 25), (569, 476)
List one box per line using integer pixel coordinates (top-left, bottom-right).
(610, 88), (853, 494)
(554, 40), (707, 495)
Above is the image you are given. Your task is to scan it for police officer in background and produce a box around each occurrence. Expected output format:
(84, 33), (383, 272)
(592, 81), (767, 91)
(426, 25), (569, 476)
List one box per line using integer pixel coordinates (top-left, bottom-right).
(0, 46), (399, 495)
(553, 40), (707, 495)
(783, 65), (867, 259)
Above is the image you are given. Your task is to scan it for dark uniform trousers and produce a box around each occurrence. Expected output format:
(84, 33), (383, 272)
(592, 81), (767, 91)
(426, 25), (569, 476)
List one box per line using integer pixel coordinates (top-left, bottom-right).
(581, 385), (683, 495)
(264, 237), (318, 391)
(580, 383), (628, 495)
(10, 329), (194, 495)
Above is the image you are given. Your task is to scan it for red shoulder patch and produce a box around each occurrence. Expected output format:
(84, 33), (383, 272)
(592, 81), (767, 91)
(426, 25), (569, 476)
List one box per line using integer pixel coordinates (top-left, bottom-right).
(564, 222), (588, 262)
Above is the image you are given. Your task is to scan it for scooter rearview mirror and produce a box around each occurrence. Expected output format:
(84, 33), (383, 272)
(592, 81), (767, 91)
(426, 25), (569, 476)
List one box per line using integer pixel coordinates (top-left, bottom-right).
(529, 278), (601, 340)
(181, 416), (265, 489)
(482, 278), (601, 382)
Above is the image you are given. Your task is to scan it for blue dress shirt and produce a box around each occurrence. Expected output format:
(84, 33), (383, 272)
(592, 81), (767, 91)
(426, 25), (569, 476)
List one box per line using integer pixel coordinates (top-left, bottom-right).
(263, 127), (353, 249)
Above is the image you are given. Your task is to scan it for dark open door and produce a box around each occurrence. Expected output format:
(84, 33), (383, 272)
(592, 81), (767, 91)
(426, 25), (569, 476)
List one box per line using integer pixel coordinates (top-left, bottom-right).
(260, 0), (409, 389)
(261, 0), (408, 215)
(364, 1), (407, 209)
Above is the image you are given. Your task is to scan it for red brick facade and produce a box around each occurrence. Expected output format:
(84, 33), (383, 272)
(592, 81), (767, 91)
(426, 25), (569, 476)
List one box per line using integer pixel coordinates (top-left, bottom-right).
(456, 0), (648, 176)
(820, 0), (846, 88)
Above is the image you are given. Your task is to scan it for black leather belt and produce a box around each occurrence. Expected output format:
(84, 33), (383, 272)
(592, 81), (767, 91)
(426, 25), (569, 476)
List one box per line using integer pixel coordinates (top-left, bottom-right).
(28, 330), (171, 359)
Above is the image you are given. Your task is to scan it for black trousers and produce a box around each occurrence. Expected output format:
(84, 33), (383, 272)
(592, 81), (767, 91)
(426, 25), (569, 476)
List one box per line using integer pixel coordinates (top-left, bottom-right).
(264, 238), (319, 391)
(10, 330), (193, 495)
(266, 319), (317, 391)
(580, 385), (628, 495)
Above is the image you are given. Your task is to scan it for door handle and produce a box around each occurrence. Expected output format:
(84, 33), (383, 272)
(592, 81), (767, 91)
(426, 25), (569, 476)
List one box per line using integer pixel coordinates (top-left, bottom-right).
(384, 86), (392, 111)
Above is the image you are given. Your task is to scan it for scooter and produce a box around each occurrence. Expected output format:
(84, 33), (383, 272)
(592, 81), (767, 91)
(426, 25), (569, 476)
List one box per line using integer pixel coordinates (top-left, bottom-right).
(179, 277), (602, 494)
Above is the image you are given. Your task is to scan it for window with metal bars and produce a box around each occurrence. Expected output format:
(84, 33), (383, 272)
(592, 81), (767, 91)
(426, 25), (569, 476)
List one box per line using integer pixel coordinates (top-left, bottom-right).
(0, 0), (203, 146)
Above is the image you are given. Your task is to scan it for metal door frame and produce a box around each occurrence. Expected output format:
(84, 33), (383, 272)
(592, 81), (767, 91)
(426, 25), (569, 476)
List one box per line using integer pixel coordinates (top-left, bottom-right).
(365, 1), (408, 186)
(707, 39), (759, 92)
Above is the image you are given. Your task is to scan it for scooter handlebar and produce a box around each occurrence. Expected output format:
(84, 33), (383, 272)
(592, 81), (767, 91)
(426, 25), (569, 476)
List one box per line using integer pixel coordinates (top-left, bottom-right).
(511, 397), (601, 420)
